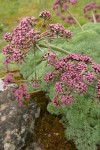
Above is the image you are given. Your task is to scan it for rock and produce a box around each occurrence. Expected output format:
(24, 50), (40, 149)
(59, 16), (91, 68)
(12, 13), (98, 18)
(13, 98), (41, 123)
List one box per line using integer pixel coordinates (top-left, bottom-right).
(0, 79), (5, 91)
(0, 78), (17, 92)
(0, 81), (40, 150)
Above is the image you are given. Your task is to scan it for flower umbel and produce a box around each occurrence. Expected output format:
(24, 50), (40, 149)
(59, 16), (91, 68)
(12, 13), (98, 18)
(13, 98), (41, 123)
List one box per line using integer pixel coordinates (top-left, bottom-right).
(44, 53), (100, 106)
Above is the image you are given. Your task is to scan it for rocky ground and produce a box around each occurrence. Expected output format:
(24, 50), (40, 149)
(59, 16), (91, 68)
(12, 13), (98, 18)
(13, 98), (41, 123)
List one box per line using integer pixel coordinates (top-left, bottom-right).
(0, 79), (40, 150)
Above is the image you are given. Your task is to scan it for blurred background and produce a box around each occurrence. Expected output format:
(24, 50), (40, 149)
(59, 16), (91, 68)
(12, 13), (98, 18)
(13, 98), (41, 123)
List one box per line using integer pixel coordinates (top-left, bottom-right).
(0, 0), (100, 48)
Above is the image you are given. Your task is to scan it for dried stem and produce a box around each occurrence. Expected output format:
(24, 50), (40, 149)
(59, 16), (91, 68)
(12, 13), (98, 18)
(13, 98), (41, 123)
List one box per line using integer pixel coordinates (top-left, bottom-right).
(92, 11), (96, 23)
(67, 9), (83, 31)
(29, 90), (43, 94)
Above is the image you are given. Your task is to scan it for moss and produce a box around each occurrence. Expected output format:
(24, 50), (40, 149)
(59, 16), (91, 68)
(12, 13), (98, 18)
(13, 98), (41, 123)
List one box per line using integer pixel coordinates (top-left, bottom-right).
(30, 91), (76, 150)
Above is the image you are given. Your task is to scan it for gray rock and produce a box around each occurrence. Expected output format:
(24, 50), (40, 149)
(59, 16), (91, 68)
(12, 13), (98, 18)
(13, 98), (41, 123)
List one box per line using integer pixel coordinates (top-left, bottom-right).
(0, 78), (17, 92)
(0, 79), (5, 91)
(0, 85), (40, 150)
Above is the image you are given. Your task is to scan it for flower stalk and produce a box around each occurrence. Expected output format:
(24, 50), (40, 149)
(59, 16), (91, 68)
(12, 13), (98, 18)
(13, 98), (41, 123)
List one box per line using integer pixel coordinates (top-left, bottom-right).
(38, 43), (69, 54)
(33, 46), (37, 79)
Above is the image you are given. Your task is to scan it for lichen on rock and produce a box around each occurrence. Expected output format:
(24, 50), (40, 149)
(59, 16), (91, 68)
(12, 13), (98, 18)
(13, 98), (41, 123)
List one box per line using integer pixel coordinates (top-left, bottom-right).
(0, 81), (40, 150)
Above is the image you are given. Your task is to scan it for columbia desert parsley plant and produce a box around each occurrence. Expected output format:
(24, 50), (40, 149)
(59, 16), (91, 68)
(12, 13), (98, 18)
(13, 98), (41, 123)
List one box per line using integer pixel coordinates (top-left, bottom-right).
(2, 9), (100, 150)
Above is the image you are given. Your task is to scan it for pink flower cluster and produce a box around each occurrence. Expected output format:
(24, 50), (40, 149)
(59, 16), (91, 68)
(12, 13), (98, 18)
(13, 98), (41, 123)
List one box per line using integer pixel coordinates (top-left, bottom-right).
(65, 15), (76, 25)
(53, 0), (77, 25)
(61, 94), (73, 105)
(43, 52), (56, 64)
(83, 72), (95, 83)
(39, 10), (51, 20)
(84, 2), (100, 22)
(52, 94), (73, 107)
(30, 80), (40, 88)
(44, 72), (53, 83)
(69, 0), (77, 5)
(52, 95), (61, 107)
(53, 0), (77, 10)
(2, 45), (27, 66)
(15, 83), (30, 106)
(92, 63), (100, 74)
(44, 52), (100, 106)
(53, 0), (67, 10)
(3, 73), (14, 89)
(47, 23), (72, 38)
(3, 74), (30, 106)
(3, 16), (41, 67)
(2, 13), (72, 68)
(65, 53), (93, 63)
(5, 17), (37, 48)
(2, 45), (13, 54)
(55, 82), (64, 94)
(4, 33), (12, 42)
(26, 29), (40, 44)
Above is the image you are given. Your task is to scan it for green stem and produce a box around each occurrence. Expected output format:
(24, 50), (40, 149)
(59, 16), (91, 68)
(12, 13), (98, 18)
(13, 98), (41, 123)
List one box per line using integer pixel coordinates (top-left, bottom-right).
(38, 36), (63, 42)
(38, 43), (70, 54)
(67, 9), (83, 31)
(36, 44), (44, 54)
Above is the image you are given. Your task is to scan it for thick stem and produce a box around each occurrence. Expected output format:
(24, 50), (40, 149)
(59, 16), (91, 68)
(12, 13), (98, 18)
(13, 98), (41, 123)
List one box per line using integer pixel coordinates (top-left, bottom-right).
(67, 9), (83, 31)
(33, 46), (37, 79)
(38, 36), (63, 42)
(38, 43), (70, 54)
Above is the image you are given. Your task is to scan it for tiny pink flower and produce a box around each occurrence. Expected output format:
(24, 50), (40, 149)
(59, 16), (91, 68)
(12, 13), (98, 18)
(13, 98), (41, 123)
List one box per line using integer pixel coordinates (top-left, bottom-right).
(44, 72), (53, 83)
(39, 10), (51, 20)
(3, 73), (14, 89)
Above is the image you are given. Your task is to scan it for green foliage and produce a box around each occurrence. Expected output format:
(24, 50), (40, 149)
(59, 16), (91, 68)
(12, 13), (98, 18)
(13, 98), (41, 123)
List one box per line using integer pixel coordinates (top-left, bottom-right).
(46, 24), (100, 150)
(47, 102), (62, 115)
(0, 53), (5, 71)
(0, 1), (100, 149)
(20, 23), (100, 96)
(53, 23), (100, 63)
(0, 53), (20, 74)
(20, 48), (54, 92)
(20, 49), (52, 80)
(48, 97), (100, 150)
(0, 23), (4, 32)
(64, 98), (100, 150)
